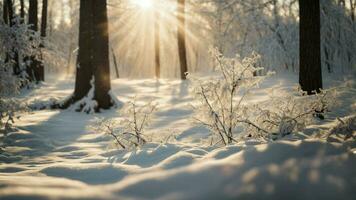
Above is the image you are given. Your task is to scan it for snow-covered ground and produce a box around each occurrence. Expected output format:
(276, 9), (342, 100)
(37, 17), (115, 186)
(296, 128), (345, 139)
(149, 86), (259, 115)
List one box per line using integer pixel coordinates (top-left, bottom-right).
(0, 73), (355, 200)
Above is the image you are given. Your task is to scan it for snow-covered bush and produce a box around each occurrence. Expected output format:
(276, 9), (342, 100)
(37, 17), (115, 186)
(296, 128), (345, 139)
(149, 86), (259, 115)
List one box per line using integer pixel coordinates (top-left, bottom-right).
(0, 59), (27, 134)
(0, 18), (41, 134)
(188, 48), (272, 145)
(255, 88), (338, 140)
(90, 98), (157, 149)
(0, 60), (21, 96)
(326, 115), (356, 142)
(0, 98), (26, 134)
(0, 17), (41, 80)
(189, 48), (339, 144)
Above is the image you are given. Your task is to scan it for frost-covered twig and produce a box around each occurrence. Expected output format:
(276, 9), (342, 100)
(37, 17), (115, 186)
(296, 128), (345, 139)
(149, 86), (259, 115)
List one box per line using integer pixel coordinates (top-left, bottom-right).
(89, 97), (157, 149)
(189, 48), (271, 145)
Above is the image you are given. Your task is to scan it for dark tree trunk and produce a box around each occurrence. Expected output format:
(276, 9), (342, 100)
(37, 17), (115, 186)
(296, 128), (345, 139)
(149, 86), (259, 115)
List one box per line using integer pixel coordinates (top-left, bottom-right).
(28, 0), (38, 32)
(351, 0), (355, 21)
(177, 0), (188, 80)
(28, 0), (41, 82)
(299, 0), (322, 94)
(4, 0), (21, 76)
(72, 0), (94, 104)
(92, 0), (111, 109)
(154, 10), (161, 78)
(61, 0), (112, 111)
(41, 0), (47, 38)
(3, 0), (8, 24)
(6, 0), (14, 26)
(111, 47), (120, 78)
(20, 0), (25, 20)
(37, 0), (48, 81)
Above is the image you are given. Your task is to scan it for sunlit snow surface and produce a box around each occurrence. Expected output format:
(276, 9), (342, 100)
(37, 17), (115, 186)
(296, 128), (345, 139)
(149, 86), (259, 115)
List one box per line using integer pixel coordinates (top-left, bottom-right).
(0, 73), (355, 200)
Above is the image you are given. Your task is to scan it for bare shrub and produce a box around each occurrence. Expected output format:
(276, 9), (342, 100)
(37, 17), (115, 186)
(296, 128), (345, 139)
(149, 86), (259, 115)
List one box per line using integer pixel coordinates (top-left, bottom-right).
(90, 98), (157, 149)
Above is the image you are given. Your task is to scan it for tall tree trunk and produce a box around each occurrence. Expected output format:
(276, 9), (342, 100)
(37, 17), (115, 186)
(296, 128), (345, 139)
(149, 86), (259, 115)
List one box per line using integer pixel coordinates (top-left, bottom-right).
(350, 0), (355, 21)
(6, 0), (14, 26)
(41, 0), (47, 38)
(38, 0), (47, 81)
(28, 0), (41, 82)
(92, 0), (111, 109)
(20, 0), (25, 19)
(28, 0), (38, 33)
(72, 0), (94, 104)
(299, 0), (322, 94)
(3, 0), (8, 24)
(177, 0), (188, 79)
(154, 9), (161, 78)
(61, 0), (112, 111)
(111, 47), (120, 78)
(4, 0), (21, 76)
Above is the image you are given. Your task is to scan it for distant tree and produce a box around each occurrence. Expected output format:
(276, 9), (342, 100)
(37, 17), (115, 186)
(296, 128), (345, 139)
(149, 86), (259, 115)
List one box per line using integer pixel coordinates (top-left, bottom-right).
(154, 8), (161, 79)
(20, 0), (25, 20)
(299, 0), (322, 94)
(111, 47), (120, 79)
(60, 0), (113, 112)
(5, 0), (14, 26)
(2, 0), (9, 25)
(351, 0), (355, 21)
(177, 0), (188, 79)
(48, 1), (53, 36)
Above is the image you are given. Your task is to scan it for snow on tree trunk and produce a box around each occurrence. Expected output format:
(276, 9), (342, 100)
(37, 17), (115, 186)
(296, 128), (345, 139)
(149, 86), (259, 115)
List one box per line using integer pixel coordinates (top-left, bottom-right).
(60, 0), (115, 112)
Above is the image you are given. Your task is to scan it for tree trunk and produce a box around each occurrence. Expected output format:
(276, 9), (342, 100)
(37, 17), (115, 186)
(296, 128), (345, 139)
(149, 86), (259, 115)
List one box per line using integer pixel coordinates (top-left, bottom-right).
(92, 0), (111, 109)
(4, 0), (21, 76)
(111, 47), (120, 78)
(72, 0), (94, 104)
(20, 0), (25, 20)
(177, 0), (188, 79)
(3, 0), (8, 25)
(38, 0), (47, 81)
(28, 0), (38, 33)
(6, 0), (14, 26)
(61, 0), (113, 111)
(28, 0), (41, 82)
(299, 0), (322, 94)
(350, 0), (355, 21)
(41, 0), (47, 38)
(154, 9), (161, 78)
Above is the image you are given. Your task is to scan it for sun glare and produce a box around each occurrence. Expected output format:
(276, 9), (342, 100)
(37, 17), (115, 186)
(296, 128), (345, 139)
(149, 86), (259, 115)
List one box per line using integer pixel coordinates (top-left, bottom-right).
(134, 0), (153, 9)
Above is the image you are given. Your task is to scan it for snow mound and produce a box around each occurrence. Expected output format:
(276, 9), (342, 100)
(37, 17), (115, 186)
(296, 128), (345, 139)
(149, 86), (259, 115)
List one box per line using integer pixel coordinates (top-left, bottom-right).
(1, 77), (355, 200)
